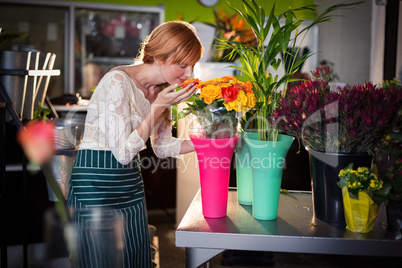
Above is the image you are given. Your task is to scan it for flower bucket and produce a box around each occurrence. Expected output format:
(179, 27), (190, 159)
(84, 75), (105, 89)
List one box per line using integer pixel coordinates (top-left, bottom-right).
(190, 134), (239, 218)
(244, 134), (294, 220)
(307, 148), (372, 224)
(342, 187), (379, 233)
(386, 200), (402, 231)
(235, 131), (258, 205)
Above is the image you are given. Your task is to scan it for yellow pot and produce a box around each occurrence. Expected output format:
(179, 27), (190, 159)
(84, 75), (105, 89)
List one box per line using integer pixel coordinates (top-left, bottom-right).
(342, 187), (379, 233)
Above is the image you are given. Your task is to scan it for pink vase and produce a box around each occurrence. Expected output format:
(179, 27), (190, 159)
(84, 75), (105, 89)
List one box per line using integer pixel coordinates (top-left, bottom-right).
(190, 134), (240, 218)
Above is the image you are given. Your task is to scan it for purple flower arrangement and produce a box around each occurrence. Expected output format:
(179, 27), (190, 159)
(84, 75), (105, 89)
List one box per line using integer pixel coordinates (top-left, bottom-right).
(274, 66), (402, 153)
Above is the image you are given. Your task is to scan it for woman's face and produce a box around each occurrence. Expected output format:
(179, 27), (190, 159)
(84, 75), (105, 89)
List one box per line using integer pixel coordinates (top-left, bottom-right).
(159, 57), (194, 86)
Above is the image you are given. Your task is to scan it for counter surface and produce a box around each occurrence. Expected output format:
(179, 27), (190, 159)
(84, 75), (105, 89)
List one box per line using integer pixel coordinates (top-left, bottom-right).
(176, 189), (402, 267)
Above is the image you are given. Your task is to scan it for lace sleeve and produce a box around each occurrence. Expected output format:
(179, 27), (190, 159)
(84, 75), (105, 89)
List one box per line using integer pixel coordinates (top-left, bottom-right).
(151, 108), (185, 158)
(93, 71), (146, 164)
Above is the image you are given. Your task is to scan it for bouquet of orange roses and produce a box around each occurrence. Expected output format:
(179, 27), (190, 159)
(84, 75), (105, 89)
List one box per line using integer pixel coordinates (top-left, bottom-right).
(179, 76), (256, 139)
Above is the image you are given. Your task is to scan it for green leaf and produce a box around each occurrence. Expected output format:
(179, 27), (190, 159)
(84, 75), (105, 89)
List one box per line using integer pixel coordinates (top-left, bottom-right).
(374, 182), (392, 200)
(178, 111), (188, 119)
(345, 163), (354, 170)
(0, 32), (28, 46)
(262, 6), (275, 42)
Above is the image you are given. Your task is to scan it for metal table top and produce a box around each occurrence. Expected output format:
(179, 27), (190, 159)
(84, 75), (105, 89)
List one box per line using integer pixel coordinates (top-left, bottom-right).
(176, 188), (402, 267)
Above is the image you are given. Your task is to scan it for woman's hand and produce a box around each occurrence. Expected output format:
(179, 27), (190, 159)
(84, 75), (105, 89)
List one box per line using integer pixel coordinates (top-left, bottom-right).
(154, 83), (197, 106)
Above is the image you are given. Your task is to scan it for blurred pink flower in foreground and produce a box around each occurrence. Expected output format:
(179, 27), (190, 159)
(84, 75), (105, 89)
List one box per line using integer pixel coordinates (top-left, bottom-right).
(17, 120), (70, 226)
(18, 120), (55, 164)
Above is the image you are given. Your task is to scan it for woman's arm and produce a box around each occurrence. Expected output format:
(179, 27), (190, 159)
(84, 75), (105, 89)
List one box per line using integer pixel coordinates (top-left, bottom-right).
(150, 85), (198, 158)
(179, 139), (195, 154)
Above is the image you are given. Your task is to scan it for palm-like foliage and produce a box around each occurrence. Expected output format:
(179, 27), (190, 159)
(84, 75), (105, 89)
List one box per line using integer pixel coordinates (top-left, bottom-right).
(218, 0), (362, 141)
(0, 28), (28, 47)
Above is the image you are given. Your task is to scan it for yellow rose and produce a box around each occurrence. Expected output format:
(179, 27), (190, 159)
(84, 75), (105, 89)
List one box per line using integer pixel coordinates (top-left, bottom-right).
(224, 101), (235, 111)
(236, 90), (248, 111)
(224, 90), (248, 112)
(200, 85), (222, 104)
(246, 92), (256, 108)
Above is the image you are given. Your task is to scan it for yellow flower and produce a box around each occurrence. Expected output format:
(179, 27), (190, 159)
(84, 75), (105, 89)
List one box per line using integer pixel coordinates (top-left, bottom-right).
(353, 182), (357, 187)
(246, 92), (256, 108)
(383, 135), (391, 145)
(200, 85), (222, 104)
(224, 90), (248, 112)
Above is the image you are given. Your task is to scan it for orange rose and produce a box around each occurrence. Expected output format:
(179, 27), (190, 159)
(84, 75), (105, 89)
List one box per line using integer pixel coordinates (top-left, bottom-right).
(181, 78), (200, 88)
(221, 75), (236, 82)
(200, 84), (222, 104)
(245, 81), (253, 94)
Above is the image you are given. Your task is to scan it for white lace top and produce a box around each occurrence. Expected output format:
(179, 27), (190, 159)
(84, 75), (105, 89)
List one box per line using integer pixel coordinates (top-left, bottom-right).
(79, 70), (184, 165)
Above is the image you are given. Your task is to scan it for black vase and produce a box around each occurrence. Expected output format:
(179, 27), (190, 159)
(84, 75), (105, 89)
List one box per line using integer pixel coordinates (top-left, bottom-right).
(307, 148), (373, 225)
(386, 200), (402, 231)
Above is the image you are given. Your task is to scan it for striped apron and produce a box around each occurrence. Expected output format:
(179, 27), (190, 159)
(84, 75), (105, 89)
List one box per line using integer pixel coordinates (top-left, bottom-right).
(67, 149), (151, 268)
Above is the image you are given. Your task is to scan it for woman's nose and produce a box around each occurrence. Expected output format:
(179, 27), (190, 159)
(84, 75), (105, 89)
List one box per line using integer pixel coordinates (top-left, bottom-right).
(184, 66), (193, 78)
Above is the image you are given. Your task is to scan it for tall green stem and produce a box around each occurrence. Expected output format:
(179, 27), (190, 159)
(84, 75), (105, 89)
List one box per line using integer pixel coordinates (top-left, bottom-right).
(41, 162), (71, 228)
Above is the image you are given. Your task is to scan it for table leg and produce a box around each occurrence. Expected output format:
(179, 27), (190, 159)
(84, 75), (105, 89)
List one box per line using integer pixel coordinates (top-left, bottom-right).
(0, 102), (7, 268)
(185, 247), (224, 268)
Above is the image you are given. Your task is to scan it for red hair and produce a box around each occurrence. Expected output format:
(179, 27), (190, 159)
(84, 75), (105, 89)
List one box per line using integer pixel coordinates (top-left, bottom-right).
(138, 21), (203, 66)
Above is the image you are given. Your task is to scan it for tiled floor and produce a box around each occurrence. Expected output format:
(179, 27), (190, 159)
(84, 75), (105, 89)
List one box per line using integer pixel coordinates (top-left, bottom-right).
(149, 209), (402, 268)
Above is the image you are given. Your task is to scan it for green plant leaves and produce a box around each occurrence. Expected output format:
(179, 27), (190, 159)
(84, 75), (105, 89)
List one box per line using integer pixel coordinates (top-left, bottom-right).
(33, 102), (52, 121)
(219, 0), (362, 141)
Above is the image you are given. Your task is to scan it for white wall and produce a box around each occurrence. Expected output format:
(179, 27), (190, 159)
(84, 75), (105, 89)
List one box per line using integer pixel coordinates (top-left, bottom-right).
(370, 1), (386, 85)
(175, 103), (200, 224)
(316, 0), (373, 85)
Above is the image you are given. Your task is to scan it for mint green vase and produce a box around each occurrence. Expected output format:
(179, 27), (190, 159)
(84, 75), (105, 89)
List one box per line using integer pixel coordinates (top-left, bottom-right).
(244, 134), (294, 220)
(236, 132), (258, 205)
